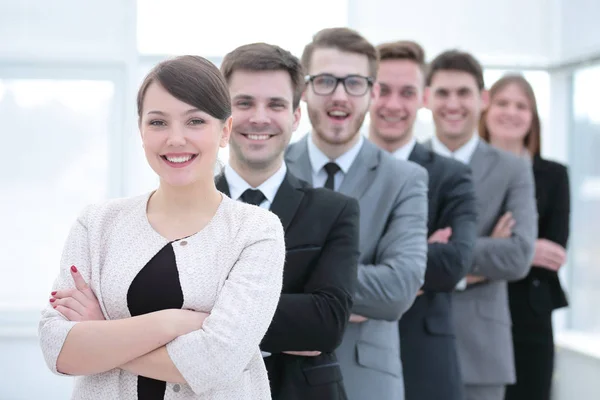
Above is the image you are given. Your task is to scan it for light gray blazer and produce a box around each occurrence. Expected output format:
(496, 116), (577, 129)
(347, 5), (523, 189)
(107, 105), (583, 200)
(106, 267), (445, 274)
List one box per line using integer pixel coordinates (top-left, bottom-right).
(286, 136), (428, 400)
(425, 139), (537, 385)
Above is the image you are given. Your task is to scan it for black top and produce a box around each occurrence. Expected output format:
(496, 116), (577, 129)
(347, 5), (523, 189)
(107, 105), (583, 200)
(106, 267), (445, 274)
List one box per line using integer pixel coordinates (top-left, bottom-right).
(509, 155), (570, 320)
(127, 242), (184, 400)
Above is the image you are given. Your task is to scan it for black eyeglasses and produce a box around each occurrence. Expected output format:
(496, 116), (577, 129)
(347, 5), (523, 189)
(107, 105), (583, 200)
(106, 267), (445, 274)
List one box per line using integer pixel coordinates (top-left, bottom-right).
(305, 74), (374, 97)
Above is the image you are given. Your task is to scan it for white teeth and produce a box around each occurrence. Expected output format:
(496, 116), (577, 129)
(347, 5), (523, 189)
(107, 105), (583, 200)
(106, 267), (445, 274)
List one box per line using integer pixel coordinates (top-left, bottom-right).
(165, 155), (193, 163)
(247, 134), (270, 140)
(328, 110), (349, 117)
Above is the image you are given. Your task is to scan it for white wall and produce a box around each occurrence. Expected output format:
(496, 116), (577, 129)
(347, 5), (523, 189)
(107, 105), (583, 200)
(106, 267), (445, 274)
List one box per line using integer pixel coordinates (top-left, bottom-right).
(558, 0), (600, 62)
(347, 0), (559, 66)
(0, 0), (134, 63)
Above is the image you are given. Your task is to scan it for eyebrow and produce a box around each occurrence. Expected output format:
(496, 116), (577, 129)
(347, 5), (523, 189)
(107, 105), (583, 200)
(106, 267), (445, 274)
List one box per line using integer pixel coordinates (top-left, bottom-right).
(434, 86), (471, 92)
(233, 94), (290, 104)
(146, 108), (203, 116)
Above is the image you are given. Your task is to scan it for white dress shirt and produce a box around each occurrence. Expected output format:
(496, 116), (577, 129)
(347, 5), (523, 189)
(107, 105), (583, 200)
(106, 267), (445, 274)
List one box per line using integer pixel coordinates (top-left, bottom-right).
(307, 133), (365, 190)
(224, 163), (287, 210)
(431, 133), (480, 165)
(392, 137), (417, 161)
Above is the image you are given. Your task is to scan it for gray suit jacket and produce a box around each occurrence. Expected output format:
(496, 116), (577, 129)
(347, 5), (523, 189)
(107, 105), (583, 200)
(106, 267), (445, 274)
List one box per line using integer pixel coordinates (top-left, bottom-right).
(425, 139), (537, 385)
(286, 136), (428, 400)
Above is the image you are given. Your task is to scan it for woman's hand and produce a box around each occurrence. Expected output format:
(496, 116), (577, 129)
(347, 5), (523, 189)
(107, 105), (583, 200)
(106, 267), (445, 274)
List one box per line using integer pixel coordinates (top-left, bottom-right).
(532, 239), (567, 271)
(50, 265), (105, 321)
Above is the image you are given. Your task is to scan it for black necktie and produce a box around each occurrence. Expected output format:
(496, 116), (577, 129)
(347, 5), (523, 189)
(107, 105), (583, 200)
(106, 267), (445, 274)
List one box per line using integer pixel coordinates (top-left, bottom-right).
(324, 162), (341, 191)
(240, 189), (266, 206)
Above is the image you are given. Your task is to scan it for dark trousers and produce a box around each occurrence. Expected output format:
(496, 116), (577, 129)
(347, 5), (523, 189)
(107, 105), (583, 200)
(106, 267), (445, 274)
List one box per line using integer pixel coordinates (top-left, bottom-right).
(505, 316), (554, 400)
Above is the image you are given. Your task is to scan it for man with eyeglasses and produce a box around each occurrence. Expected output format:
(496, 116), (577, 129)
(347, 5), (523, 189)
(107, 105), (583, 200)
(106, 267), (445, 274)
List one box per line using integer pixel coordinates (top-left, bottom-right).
(285, 27), (429, 400)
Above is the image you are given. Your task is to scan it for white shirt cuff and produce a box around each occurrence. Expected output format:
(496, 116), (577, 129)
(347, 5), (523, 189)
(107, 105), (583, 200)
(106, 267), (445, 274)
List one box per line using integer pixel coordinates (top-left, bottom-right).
(455, 277), (467, 291)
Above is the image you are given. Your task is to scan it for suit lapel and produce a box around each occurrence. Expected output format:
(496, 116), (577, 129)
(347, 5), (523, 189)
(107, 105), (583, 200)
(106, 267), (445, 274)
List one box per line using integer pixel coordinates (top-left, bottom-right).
(469, 141), (498, 185)
(284, 136), (313, 184)
(338, 140), (379, 200)
(270, 173), (305, 232)
(215, 170), (303, 233)
(408, 142), (434, 166)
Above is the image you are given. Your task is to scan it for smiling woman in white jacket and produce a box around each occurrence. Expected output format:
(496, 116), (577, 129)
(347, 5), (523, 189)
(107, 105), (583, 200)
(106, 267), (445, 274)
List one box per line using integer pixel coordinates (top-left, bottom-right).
(38, 55), (286, 400)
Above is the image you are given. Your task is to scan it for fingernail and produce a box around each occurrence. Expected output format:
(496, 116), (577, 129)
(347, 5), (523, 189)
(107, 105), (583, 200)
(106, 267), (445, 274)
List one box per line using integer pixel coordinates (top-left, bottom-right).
(51, 291), (57, 296)
(49, 298), (55, 303)
(71, 265), (77, 273)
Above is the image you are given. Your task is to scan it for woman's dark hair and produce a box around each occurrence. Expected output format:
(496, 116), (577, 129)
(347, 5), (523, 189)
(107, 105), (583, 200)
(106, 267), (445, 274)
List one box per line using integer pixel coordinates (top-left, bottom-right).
(479, 74), (541, 156)
(137, 55), (231, 121)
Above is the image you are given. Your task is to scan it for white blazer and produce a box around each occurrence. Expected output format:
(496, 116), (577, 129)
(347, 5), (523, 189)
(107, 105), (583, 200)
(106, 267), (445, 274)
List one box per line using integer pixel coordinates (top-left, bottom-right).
(39, 192), (286, 399)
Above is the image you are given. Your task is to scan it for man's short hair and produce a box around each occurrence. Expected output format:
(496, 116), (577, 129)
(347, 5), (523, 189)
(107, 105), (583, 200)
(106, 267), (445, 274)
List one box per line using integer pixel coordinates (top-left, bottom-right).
(301, 27), (378, 78)
(221, 43), (305, 109)
(425, 50), (484, 90)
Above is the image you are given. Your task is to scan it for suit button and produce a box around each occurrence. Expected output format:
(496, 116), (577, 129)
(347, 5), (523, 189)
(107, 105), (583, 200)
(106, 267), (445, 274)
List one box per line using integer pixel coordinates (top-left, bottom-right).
(533, 279), (540, 287)
(180, 240), (188, 247)
(173, 384), (181, 392)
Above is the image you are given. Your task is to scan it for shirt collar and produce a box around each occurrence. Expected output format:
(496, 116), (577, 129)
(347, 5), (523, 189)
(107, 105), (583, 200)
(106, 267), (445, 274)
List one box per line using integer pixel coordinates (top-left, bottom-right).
(224, 162), (287, 204)
(392, 137), (417, 161)
(307, 133), (365, 174)
(431, 133), (480, 164)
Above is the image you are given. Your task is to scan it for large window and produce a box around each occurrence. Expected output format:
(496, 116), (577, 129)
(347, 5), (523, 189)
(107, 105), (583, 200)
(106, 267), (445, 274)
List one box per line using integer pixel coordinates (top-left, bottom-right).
(0, 77), (115, 312)
(568, 64), (600, 334)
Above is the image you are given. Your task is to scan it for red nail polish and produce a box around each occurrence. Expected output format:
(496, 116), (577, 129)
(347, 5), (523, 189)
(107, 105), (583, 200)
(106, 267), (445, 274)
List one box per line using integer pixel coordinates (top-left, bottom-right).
(51, 291), (57, 296)
(71, 265), (77, 273)
(49, 298), (55, 303)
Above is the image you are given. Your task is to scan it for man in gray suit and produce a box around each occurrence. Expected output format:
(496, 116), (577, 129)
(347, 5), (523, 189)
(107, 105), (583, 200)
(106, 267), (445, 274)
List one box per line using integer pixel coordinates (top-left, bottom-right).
(285, 27), (429, 400)
(369, 40), (478, 400)
(424, 50), (538, 400)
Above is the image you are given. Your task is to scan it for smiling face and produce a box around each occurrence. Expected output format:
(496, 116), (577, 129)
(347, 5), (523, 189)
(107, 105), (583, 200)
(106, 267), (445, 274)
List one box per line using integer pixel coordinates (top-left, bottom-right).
(228, 69), (300, 171)
(304, 48), (375, 151)
(485, 83), (533, 145)
(426, 70), (488, 146)
(369, 59), (424, 149)
(139, 82), (230, 187)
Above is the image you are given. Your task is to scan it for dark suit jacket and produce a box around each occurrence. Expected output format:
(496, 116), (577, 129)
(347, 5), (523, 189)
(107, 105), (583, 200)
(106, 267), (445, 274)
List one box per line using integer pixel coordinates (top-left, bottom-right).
(508, 155), (570, 324)
(216, 171), (360, 400)
(399, 143), (478, 400)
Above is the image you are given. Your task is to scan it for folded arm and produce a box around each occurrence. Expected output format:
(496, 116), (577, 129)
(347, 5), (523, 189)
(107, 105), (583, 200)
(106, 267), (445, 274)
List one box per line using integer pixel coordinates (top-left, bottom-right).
(260, 197), (360, 353)
(164, 212), (286, 395)
(351, 166), (429, 321)
(39, 209), (197, 376)
(472, 160), (537, 281)
(423, 165), (477, 291)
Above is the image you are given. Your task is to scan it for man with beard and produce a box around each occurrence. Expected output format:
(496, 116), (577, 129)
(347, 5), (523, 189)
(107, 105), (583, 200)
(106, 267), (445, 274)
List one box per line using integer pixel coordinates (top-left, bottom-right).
(285, 28), (428, 400)
(368, 40), (477, 400)
(217, 42), (361, 400)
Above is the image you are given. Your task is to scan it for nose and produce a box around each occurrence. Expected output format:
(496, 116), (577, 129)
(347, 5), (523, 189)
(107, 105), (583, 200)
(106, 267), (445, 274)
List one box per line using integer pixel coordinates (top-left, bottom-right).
(445, 93), (460, 110)
(331, 81), (349, 102)
(165, 123), (186, 147)
(507, 104), (520, 116)
(383, 93), (403, 111)
(249, 105), (270, 126)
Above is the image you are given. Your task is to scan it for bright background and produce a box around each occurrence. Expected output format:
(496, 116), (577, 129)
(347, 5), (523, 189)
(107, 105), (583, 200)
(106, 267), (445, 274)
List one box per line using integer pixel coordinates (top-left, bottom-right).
(1, 1), (599, 398)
